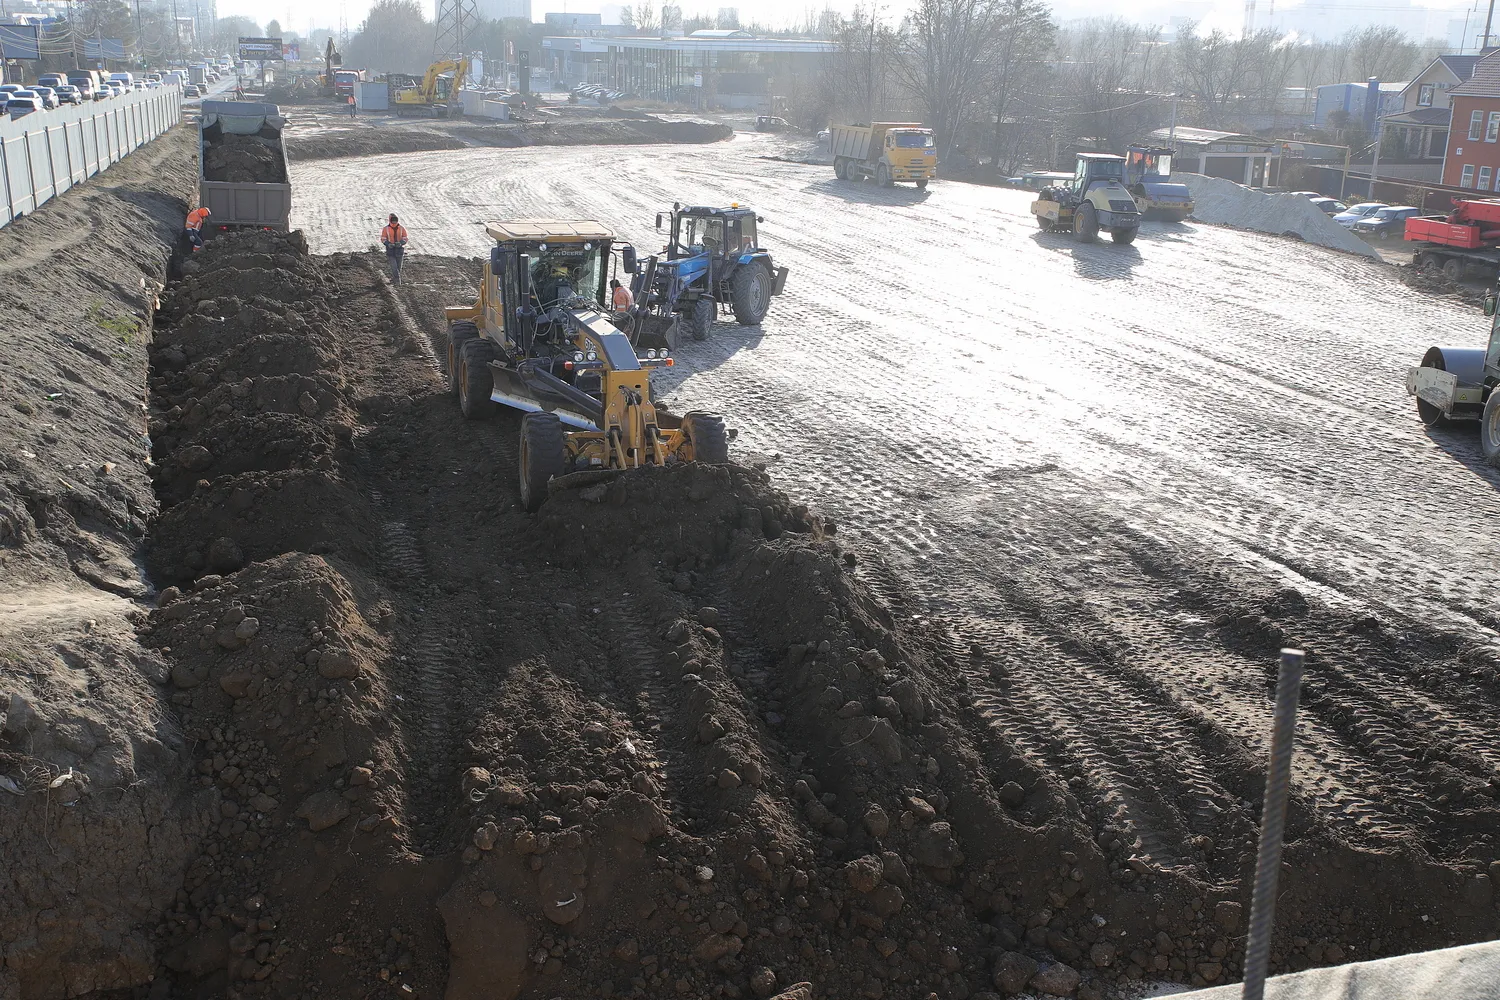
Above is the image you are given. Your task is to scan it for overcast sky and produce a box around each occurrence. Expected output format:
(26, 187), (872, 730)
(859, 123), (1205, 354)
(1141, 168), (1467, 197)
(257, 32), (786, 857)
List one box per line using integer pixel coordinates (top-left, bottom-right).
(216, 0), (1475, 37)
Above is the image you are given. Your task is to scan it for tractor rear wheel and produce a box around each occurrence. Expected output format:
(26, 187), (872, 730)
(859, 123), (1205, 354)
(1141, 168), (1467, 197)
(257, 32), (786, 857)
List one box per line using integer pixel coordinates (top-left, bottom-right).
(730, 264), (771, 325)
(1074, 204), (1099, 243)
(1111, 226), (1138, 245)
(1482, 393), (1500, 466)
(682, 411), (729, 464)
(877, 163), (893, 188)
(518, 411), (567, 512)
(447, 321), (477, 397)
(459, 339), (497, 420)
(684, 297), (715, 341)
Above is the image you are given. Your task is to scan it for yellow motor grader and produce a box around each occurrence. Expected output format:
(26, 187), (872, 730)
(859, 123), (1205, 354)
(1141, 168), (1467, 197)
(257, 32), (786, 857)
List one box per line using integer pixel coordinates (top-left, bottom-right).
(444, 220), (729, 511)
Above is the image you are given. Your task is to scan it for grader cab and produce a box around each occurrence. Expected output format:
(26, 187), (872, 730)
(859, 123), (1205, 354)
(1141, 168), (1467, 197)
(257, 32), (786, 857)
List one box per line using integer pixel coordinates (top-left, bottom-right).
(444, 220), (729, 511)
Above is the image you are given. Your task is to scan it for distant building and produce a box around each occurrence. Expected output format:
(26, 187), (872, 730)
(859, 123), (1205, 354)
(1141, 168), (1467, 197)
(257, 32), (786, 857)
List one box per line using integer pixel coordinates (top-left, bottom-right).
(1314, 81), (1407, 128)
(479, 0), (532, 20)
(541, 30), (834, 109)
(1147, 127), (1282, 188)
(545, 12), (603, 34)
(1441, 50), (1500, 191)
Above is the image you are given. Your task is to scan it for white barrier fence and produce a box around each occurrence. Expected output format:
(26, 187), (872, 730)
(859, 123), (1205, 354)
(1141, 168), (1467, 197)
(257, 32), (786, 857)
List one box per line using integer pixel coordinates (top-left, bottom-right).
(0, 85), (184, 228)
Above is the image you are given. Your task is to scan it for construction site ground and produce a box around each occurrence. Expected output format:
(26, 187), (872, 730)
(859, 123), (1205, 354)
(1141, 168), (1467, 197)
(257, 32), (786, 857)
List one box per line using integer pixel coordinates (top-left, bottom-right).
(1, 122), (1498, 1000)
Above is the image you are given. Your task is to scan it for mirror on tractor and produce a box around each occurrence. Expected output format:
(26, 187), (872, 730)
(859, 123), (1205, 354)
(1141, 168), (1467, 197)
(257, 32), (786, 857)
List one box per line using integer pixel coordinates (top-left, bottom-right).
(1486, 291), (1498, 317)
(655, 213), (664, 231)
(490, 246), (503, 270)
(622, 244), (637, 274)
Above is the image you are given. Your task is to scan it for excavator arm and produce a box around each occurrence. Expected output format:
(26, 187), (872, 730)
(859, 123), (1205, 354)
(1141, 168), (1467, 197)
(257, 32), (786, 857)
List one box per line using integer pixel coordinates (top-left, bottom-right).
(420, 59), (471, 102)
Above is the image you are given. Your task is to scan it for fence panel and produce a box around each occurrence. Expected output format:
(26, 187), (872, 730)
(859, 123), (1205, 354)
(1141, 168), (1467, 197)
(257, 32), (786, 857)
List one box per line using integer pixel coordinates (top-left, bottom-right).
(0, 85), (182, 230)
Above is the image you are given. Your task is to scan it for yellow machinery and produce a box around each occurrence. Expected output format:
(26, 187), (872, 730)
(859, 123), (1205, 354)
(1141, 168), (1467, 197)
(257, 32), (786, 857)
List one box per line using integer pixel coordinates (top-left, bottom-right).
(445, 220), (729, 511)
(393, 58), (469, 117)
(829, 123), (937, 188)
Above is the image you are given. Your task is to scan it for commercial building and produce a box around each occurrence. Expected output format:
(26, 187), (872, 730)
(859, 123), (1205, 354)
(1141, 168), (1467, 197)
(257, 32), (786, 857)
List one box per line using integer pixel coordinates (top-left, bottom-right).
(1314, 80), (1406, 128)
(1147, 127), (1282, 188)
(540, 29), (834, 109)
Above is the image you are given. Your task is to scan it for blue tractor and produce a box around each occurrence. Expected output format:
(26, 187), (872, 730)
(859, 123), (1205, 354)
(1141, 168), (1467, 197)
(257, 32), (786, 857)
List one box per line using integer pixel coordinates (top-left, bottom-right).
(641, 204), (789, 342)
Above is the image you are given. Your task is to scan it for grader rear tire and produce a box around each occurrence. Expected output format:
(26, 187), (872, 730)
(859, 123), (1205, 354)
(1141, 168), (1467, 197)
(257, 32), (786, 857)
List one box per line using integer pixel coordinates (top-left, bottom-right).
(682, 411), (729, 464)
(459, 340), (497, 420)
(447, 321), (477, 397)
(519, 412), (567, 512)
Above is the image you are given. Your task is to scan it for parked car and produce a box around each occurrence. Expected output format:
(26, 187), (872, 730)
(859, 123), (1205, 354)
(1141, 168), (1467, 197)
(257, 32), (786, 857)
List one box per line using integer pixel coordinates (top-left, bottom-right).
(30, 86), (58, 109)
(1333, 202), (1386, 227)
(54, 85), (82, 106)
(6, 97), (41, 118)
(183, 83), (202, 97)
(1351, 205), (1422, 240)
(1309, 197), (1347, 215)
(1289, 190), (1324, 199)
(755, 115), (794, 132)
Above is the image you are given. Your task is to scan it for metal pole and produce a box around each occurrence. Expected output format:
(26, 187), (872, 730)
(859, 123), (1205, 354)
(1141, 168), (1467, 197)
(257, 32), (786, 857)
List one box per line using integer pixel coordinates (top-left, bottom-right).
(1485, 0), (1497, 50)
(1369, 121), (1382, 199)
(1241, 648), (1305, 1000)
(1169, 95), (1178, 144)
(1341, 146), (1350, 201)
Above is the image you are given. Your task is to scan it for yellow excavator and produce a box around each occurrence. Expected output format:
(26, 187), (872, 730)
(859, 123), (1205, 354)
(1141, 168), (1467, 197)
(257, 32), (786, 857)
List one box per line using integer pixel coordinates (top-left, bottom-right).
(392, 58), (469, 117)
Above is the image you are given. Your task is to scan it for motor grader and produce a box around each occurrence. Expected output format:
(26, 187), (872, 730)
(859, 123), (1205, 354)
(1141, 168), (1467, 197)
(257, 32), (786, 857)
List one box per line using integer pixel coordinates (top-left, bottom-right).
(1031, 152), (1141, 245)
(445, 220), (729, 511)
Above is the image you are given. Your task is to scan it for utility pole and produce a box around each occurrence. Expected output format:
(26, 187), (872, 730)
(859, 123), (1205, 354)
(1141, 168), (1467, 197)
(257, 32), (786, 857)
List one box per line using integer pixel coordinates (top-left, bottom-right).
(1485, 0), (1497, 50)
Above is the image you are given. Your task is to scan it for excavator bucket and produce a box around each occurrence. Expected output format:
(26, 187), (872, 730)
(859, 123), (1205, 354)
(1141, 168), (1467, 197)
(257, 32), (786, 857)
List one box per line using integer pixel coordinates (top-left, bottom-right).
(634, 313), (679, 352)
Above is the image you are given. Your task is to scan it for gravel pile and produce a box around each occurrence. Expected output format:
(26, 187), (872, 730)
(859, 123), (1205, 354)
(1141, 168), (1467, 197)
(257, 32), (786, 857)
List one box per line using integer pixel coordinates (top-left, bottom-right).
(1180, 174), (1379, 258)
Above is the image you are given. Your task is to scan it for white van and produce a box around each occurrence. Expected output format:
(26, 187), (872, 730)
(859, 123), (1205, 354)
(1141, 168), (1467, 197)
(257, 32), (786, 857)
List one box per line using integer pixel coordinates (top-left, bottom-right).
(108, 72), (134, 87)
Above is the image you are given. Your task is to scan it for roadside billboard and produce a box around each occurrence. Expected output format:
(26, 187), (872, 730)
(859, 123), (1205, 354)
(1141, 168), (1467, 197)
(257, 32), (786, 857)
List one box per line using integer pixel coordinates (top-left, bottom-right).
(238, 37), (284, 60)
(0, 24), (41, 60)
(282, 42), (300, 62)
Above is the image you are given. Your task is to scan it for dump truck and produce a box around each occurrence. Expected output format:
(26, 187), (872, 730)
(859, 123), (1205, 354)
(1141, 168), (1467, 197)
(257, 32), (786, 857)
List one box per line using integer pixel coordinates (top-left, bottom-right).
(1124, 145), (1195, 222)
(1406, 281), (1500, 463)
(638, 203), (790, 342)
(197, 101), (292, 233)
(1031, 153), (1141, 245)
(830, 122), (937, 189)
(444, 220), (729, 511)
(1404, 199), (1500, 282)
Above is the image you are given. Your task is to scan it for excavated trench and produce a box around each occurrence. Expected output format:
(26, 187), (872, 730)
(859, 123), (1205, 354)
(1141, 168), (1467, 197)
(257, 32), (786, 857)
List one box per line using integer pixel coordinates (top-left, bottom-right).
(118, 228), (1498, 1000)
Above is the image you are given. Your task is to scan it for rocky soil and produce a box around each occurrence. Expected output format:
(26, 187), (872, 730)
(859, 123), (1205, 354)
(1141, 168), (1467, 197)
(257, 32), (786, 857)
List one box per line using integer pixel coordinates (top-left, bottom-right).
(202, 132), (287, 185)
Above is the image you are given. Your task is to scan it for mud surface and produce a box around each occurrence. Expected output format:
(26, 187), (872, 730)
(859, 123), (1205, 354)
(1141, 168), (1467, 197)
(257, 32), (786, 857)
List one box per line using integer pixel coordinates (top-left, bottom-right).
(283, 107), (731, 162)
(202, 131), (287, 184)
(0, 125), (201, 999)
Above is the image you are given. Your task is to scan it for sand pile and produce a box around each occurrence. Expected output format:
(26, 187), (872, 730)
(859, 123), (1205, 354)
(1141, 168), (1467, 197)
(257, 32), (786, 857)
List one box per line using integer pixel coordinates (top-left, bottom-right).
(1180, 174), (1379, 259)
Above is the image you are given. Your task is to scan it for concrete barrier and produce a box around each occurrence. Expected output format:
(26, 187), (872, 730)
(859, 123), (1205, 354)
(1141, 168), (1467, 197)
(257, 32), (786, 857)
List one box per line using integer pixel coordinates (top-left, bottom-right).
(0, 85), (183, 228)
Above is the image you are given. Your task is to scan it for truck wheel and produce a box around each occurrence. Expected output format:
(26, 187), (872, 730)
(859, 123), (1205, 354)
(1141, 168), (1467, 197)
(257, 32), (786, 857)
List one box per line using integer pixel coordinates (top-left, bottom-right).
(518, 411), (567, 512)
(730, 264), (770, 325)
(877, 163), (893, 188)
(685, 298), (714, 341)
(1443, 258), (1465, 281)
(1074, 204), (1099, 243)
(1111, 226), (1137, 245)
(459, 339), (497, 420)
(682, 411), (729, 464)
(447, 321), (477, 397)
(1482, 393), (1500, 466)
(916, 179), (929, 190)
(834, 157), (847, 180)
(1415, 252), (1439, 271)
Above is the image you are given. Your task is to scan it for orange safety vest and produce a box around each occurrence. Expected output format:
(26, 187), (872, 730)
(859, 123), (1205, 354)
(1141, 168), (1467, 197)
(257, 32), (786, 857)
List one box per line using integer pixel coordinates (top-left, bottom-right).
(612, 284), (633, 310)
(185, 207), (209, 231)
(382, 223), (407, 246)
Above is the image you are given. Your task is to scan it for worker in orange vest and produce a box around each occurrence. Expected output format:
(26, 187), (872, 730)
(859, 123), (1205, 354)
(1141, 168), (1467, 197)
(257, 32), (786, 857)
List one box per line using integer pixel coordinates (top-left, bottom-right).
(609, 277), (633, 326)
(184, 206), (211, 248)
(381, 214), (408, 284)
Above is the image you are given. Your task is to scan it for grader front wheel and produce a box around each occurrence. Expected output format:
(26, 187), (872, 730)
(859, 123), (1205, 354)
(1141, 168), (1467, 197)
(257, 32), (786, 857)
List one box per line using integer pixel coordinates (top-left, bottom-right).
(519, 412), (567, 512)
(682, 411), (729, 464)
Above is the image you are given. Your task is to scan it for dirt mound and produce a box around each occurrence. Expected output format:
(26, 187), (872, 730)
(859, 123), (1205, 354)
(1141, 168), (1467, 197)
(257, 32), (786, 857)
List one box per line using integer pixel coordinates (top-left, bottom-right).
(203, 132), (287, 184)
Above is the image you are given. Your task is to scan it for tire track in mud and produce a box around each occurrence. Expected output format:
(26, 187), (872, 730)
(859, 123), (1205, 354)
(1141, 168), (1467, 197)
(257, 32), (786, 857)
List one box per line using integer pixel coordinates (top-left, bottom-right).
(293, 138), (1500, 869)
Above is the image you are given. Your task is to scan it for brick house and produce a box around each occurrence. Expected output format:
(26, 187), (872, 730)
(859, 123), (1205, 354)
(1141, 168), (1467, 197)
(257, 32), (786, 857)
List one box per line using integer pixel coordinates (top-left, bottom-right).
(1442, 50), (1500, 191)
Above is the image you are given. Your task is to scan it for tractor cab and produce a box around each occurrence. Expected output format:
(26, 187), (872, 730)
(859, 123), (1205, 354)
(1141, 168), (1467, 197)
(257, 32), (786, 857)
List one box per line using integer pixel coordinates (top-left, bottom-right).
(1124, 145), (1194, 221)
(1124, 146), (1173, 183)
(1072, 153), (1126, 194)
(660, 204), (761, 261)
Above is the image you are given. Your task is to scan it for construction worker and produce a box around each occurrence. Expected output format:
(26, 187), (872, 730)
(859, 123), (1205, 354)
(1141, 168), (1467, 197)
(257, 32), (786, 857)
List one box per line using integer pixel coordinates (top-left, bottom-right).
(347, 94), (356, 118)
(184, 206), (210, 248)
(380, 214), (408, 284)
(609, 278), (634, 327)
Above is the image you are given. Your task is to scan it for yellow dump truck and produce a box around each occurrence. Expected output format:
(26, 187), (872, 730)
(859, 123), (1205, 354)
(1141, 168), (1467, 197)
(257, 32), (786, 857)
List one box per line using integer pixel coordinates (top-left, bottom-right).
(830, 122), (937, 189)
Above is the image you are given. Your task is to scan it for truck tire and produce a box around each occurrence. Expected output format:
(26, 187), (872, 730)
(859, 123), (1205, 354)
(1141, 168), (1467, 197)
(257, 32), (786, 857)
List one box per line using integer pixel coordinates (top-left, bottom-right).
(684, 297), (714, 341)
(730, 263), (771, 325)
(1482, 392), (1500, 466)
(834, 157), (847, 180)
(682, 411), (729, 464)
(916, 179), (929, 190)
(518, 411), (567, 512)
(877, 163), (893, 188)
(459, 339), (497, 420)
(1443, 258), (1465, 281)
(1111, 226), (1138, 245)
(1074, 204), (1099, 243)
(447, 321), (477, 397)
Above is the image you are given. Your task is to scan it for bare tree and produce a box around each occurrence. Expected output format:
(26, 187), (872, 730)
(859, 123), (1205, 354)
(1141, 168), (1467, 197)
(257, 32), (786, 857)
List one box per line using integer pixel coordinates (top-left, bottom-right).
(893, 0), (1002, 153)
(823, 6), (901, 123)
(1174, 23), (1259, 127)
(1344, 25), (1417, 81)
(987, 0), (1054, 173)
(633, 2), (660, 35)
